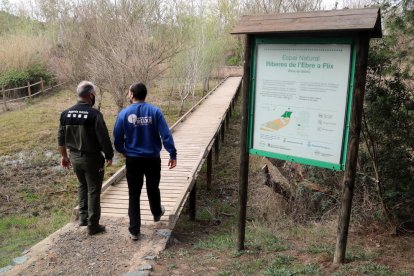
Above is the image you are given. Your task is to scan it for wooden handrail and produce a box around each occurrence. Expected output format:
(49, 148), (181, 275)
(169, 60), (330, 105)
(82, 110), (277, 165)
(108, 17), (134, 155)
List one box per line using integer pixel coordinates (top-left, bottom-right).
(168, 78), (242, 226)
(169, 77), (228, 132)
(1, 79), (66, 105)
(1, 80), (43, 94)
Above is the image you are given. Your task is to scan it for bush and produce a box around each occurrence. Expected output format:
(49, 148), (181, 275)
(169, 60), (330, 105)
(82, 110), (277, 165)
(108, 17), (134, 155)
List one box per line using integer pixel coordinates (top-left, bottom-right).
(0, 69), (30, 88)
(26, 64), (53, 84)
(0, 64), (53, 88)
(225, 55), (241, 66)
(357, 0), (414, 230)
(361, 43), (414, 227)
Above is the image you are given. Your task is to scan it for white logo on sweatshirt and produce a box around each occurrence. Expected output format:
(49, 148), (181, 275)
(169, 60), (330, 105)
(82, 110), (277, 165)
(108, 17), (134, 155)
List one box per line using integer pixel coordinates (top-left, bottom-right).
(128, 114), (152, 126)
(128, 114), (137, 124)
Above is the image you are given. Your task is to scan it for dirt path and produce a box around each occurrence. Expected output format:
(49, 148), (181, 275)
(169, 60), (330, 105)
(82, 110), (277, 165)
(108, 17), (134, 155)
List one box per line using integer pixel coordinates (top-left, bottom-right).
(5, 217), (171, 276)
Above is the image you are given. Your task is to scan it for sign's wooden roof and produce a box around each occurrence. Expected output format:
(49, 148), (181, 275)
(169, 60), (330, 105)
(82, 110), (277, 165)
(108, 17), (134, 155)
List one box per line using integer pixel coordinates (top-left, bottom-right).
(231, 8), (382, 38)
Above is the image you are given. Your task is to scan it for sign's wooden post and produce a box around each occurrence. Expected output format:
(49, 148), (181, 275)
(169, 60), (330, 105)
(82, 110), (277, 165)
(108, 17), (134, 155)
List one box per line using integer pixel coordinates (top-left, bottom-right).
(238, 34), (253, 251)
(334, 33), (370, 264)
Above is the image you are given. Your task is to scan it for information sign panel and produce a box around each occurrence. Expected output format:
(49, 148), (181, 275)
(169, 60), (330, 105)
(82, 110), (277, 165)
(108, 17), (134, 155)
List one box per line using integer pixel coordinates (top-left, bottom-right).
(249, 38), (355, 170)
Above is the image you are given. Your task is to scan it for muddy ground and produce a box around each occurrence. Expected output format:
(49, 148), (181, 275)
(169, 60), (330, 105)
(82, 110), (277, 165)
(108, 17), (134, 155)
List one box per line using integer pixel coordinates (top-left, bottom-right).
(6, 217), (171, 276)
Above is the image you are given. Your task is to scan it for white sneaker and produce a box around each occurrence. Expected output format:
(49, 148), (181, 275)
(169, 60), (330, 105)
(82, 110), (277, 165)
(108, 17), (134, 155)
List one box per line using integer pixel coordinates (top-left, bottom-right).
(129, 233), (140, 241)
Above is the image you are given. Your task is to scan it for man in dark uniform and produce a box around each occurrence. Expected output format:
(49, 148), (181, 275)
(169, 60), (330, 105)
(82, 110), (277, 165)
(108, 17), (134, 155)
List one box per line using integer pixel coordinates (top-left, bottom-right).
(58, 81), (113, 235)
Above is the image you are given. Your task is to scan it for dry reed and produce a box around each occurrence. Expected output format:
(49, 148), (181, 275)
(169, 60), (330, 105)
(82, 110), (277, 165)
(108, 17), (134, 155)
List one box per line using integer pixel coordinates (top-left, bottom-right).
(0, 34), (52, 73)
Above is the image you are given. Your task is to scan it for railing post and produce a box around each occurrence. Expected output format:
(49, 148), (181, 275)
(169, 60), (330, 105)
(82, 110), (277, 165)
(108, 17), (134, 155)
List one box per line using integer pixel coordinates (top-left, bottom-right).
(207, 150), (212, 191)
(2, 86), (7, 111)
(189, 181), (196, 221)
(40, 78), (44, 93)
(27, 81), (31, 98)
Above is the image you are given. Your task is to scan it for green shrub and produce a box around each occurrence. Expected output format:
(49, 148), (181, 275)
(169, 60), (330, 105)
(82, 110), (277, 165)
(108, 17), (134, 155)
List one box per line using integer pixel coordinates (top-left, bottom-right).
(225, 55), (241, 66)
(0, 69), (30, 87)
(0, 63), (53, 88)
(26, 63), (53, 84)
(359, 0), (414, 228)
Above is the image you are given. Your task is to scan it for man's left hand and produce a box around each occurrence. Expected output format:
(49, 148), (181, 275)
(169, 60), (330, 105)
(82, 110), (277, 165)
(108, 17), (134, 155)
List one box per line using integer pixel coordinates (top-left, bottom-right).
(106, 159), (113, 167)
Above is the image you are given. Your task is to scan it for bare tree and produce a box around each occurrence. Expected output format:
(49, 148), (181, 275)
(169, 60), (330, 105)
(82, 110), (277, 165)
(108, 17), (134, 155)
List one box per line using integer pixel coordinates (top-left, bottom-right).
(169, 0), (238, 114)
(86, 3), (181, 111)
(241, 0), (324, 14)
(283, 0), (323, 12)
(340, 0), (375, 9)
(242, 0), (284, 14)
(37, 0), (181, 112)
(169, 1), (210, 114)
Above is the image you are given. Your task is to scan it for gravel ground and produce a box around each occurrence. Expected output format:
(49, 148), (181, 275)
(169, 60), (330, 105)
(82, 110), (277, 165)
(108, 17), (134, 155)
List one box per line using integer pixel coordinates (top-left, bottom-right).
(6, 217), (171, 276)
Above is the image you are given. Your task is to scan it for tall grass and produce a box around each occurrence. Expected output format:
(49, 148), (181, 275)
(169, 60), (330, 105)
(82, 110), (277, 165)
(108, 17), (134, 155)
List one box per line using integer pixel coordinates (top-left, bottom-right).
(0, 34), (52, 74)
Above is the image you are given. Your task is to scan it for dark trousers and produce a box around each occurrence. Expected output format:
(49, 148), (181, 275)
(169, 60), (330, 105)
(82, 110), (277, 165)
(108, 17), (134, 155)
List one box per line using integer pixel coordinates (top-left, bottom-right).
(70, 151), (105, 227)
(126, 156), (162, 235)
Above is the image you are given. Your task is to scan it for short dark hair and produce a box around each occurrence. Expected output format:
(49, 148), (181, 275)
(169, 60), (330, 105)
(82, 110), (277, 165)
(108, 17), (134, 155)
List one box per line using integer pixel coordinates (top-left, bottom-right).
(129, 83), (147, 100)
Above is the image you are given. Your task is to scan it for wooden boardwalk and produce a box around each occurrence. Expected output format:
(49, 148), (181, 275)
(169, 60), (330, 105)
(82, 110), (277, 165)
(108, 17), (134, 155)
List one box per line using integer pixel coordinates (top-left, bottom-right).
(99, 77), (242, 228)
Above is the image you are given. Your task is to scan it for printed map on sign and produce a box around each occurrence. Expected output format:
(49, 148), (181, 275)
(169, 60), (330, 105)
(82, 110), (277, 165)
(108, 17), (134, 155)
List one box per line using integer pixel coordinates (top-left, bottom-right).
(260, 111), (292, 132)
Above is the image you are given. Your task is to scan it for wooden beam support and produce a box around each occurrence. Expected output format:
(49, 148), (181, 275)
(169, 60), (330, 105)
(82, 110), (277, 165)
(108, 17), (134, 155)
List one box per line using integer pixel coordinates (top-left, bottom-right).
(226, 112), (230, 130)
(238, 35), (253, 251)
(214, 137), (219, 163)
(207, 150), (213, 191)
(189, 181), (196, 221)
(333, 33), (370, 264)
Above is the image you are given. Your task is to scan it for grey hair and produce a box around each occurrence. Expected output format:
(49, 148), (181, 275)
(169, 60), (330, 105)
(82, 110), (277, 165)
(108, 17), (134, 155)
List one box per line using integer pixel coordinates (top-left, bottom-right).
(76, 81), (96, 97)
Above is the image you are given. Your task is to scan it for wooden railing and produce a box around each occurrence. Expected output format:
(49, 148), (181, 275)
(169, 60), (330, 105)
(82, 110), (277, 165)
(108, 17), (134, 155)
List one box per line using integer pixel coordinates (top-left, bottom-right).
(1, 78), (66, 110)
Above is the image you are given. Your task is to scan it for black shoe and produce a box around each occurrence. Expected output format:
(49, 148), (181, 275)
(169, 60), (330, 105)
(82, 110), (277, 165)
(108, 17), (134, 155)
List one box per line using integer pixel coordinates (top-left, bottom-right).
(87, 224), (106, 235)
(129, 232), (140, 241)
(79, 220), (88, 227)
(154, 205), (165, 222)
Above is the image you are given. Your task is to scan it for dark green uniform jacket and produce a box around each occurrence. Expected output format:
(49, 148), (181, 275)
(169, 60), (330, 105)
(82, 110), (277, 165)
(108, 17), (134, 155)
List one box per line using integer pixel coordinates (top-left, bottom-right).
(58, 101), (114, 160)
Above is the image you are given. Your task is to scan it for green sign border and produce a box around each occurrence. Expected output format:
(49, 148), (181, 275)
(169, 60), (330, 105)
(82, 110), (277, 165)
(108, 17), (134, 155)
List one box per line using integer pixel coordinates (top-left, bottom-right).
(248, 37), (357, 171)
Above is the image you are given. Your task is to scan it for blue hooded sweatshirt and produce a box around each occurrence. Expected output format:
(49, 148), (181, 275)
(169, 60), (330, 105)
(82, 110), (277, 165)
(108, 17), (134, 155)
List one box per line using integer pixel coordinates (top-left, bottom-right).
(113, 102), (177, 160)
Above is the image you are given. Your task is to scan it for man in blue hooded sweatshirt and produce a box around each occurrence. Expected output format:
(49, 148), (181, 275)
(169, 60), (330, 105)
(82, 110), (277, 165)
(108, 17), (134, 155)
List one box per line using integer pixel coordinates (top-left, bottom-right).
(113, 82), (177, 240)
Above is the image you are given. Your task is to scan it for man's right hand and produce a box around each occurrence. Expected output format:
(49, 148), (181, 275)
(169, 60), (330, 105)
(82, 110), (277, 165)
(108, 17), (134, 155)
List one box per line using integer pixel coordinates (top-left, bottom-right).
(106, 159), (113, 167)
(61, 156), (71, 169)
(168, 159), (177, 169)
